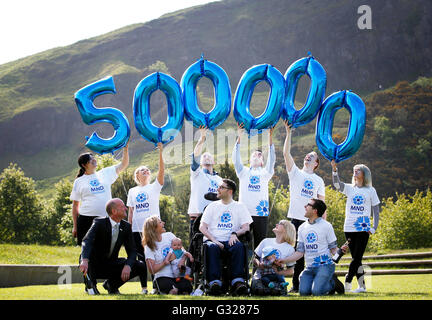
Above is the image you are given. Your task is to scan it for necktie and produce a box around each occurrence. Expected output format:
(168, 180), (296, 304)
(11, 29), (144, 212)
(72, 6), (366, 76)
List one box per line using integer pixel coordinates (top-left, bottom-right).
(109, 223), (119, 257)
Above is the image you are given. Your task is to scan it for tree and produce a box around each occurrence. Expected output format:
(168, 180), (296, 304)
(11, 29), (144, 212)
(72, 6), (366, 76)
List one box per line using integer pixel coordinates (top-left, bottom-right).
(0, 163), (45, 243)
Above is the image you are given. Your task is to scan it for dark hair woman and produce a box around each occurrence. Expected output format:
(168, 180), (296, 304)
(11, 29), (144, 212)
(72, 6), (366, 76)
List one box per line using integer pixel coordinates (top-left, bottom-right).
(70, 143), (129, 246)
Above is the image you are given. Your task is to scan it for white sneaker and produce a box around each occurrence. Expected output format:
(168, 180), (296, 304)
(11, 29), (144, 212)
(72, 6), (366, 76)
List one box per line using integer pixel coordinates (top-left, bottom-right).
(142, 288), (148, 294)
(344, 282), (352, 293)
(353, 286), (367, 293)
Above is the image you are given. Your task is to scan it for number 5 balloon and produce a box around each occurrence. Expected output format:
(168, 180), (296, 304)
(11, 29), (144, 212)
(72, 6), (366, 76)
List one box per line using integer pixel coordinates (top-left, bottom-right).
(315, 90), (366, 163)
(74, 76), (130, 154)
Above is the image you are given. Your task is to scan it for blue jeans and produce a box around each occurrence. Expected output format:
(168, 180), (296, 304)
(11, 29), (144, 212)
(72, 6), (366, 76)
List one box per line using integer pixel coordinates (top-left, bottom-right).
(205, 240), (246, 285)
(299, 263), (335, 296)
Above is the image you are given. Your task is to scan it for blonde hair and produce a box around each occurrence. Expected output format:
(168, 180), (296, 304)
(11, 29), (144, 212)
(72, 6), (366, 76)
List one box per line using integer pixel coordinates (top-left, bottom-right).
(352, 164), (372, 187)
(142, 215), (160, 251)
(279, 220), (297, 246)
(133, 165), (150, 185)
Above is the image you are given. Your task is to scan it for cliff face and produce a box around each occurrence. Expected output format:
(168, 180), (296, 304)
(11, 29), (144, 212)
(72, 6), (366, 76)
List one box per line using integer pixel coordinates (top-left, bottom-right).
(0, 0), (431, 179)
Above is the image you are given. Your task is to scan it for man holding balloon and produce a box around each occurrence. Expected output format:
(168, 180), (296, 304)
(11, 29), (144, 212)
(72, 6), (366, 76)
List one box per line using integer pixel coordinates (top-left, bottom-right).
(283, 121), (326, 293)
(187, 126), (223, 240)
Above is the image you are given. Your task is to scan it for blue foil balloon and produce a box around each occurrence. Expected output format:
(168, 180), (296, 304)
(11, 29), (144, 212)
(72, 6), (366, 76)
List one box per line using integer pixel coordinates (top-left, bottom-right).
(74, 76), (131, 154)
(181, 57), (231, 130)
(282, 56), (327, 128)
(233, 64), (285, 133)
(315, 90), (366, 163)
(133, 72), (184, 146)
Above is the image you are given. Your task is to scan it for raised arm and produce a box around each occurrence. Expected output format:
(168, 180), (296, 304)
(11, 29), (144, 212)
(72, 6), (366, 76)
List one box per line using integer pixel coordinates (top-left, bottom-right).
(156, 142), (164, 185)
(283, 121), (295, 172)
(331, 160), (345, 192)
(193, 126), (208, 158)
(116, 142), (129, 175)
(265, 127), (276, 174)
(232, 123), (244, 174)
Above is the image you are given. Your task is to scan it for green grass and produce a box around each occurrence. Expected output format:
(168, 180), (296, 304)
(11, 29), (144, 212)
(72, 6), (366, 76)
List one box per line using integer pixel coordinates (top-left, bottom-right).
(0, 244), (431, 299)
(0, 274), (431, 300)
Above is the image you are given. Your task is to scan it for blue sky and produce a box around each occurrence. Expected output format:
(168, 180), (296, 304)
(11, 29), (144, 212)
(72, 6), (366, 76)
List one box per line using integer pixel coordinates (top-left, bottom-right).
(0, 0), (219, 65)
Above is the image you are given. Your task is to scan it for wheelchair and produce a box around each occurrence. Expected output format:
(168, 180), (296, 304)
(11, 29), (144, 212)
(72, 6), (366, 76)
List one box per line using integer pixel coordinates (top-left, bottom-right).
(187, 214), (252, 296)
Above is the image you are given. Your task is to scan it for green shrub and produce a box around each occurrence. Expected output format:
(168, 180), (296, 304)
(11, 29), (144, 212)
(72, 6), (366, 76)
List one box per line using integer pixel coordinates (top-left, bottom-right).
(369, 189), (432, 251)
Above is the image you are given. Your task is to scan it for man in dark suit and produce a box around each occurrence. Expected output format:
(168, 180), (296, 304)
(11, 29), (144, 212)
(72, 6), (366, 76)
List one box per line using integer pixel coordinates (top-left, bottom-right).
(79, 198), (147, 294)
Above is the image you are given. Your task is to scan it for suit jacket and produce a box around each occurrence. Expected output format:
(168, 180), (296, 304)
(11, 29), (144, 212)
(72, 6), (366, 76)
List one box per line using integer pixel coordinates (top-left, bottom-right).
(81, 217), (137, 268)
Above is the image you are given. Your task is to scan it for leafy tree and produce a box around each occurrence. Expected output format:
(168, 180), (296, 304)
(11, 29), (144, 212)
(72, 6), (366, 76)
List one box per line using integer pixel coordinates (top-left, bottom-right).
(369, 189), (432, 251)
(0, 164), (45, 243)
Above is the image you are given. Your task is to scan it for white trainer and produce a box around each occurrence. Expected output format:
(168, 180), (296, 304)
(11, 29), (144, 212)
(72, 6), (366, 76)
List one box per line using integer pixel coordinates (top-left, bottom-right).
(344, 282), (352, 293)
(353, 286), (367, 293)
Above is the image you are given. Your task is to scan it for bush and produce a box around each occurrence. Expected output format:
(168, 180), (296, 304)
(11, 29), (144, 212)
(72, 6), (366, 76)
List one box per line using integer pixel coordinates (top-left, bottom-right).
(369, 189), (432, 251)
(0, 163), (46, 243)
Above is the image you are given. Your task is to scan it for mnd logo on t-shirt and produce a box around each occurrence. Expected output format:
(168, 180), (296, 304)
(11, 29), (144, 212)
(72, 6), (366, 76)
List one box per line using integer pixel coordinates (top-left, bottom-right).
(89, 180), (105, 194)
(217, 212), (233, 230)
(135, 192), (150, 212)
(208, 180), (219, 193)
(305, 231), (319, 251)
(350, 194), (365, 214)
(301, 180), (314, 198)
(256, 200), (269, 216)
(162, 246), (171, 258)
(248, 175), (261, 192)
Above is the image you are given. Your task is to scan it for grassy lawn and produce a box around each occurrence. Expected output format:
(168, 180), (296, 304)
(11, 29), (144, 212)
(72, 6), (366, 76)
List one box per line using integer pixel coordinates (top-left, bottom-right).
(1, 244), (431, 300)
(1, 274), (431, 300)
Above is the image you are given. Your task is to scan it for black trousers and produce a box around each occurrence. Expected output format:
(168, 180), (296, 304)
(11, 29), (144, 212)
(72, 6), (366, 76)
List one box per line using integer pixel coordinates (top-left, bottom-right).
(77, 215), (98, 246)
(88, 258), (147, 290)
(133, 232), (148, 288)
(155, 276), (193, 294)
(251, 216), (269, 250)
(344, 231), (370, 283)
(291, 218), (305, 290)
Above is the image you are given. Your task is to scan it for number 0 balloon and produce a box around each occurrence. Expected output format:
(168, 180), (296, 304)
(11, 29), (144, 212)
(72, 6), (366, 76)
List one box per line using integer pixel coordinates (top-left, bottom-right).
(233, 64), (285, 133)
(315, 90), (366, 163)
(282, 56), (327, 128)
(181, 57), (231, 130)
(74, 76), (130, 154)
(133, 72), (184, 146)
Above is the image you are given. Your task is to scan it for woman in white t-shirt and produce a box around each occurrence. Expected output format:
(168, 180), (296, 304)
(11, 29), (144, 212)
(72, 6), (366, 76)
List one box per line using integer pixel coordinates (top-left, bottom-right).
(331, 160), (380, 293)
(143, 215), (193, 295)
(252, 220), (296, 294)
(127, 142), (164, 294)
(70, 143), (129, 246)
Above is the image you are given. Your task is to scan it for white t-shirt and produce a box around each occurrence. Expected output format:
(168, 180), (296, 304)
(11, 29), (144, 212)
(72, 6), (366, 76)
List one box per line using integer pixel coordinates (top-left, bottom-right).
(238, 167), (273, 216)
(233, 144), (275, 217)
(201, 200), (253, 242)
(127, 181), (163, 233)
(70, 165), (118, 217)
(287, 164), (325, 221)
(253, 238), (295, 279)
(187, 168), (223, 214)
(297, 218), (337, 268)
(144, 232), (176, 279)
(342, 184), (380, 232)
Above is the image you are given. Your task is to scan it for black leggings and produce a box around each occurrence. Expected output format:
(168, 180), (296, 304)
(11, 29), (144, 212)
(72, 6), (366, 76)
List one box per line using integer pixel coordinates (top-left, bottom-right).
(133, 232), (148, 288)
(344, 231), (369, 283)
(251, 216), (269, 250)
(291, 219), (305, 290)
(77, 215), (98, 246)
